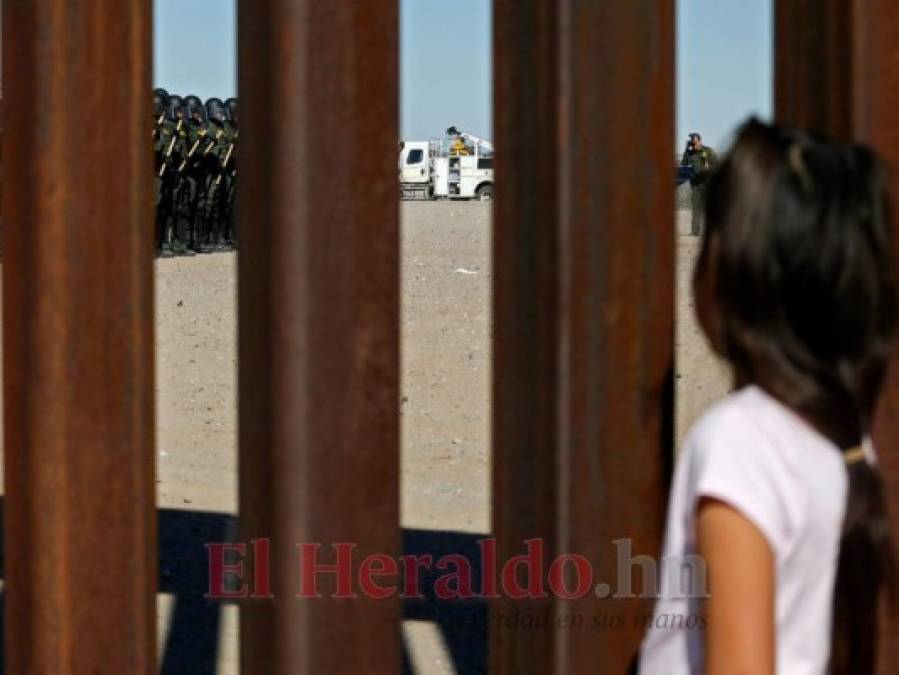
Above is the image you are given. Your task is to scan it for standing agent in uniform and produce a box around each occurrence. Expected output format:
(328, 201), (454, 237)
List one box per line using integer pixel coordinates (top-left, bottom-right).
(681, 132), (718, 236)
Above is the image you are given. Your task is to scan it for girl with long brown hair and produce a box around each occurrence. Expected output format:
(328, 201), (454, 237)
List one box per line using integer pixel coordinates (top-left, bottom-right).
(639, 119), (896, 674)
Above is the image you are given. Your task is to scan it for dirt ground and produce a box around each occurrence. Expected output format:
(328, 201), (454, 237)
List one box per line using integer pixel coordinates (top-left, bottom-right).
(13, 203), (727, 673)
(675, 211), (733, 443)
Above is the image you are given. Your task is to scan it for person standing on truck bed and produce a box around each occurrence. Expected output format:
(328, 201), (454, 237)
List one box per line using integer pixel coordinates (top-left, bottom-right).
(450, 137), (470, 156)
(681, 132), (718, 236)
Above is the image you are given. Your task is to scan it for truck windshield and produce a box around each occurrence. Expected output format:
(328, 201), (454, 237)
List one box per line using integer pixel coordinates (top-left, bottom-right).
(407, 149), (424, 164)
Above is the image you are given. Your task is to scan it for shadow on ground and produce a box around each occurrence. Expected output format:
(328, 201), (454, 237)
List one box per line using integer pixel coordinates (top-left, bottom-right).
(0, 505), (489, 674)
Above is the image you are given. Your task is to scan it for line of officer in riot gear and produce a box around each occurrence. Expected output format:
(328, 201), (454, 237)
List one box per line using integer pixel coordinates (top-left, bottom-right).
(153, 88), (237, 256)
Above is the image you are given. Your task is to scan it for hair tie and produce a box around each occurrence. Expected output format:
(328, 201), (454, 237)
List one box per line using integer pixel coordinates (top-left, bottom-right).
(842, 446), (867, 465)
(788, 143), (813, 192)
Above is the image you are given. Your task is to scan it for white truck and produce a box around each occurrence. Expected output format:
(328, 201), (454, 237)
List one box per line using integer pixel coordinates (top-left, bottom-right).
(399, 126), (494, 201)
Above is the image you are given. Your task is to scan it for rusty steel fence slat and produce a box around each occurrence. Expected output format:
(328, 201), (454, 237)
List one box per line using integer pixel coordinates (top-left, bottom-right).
(492, 1), (675, 673)
(775, 1), (899, 670)
(774, 0), (854, 138)
(237, 1), (401, 672)
(854, 4), (899, 667)
(1, 0), (156, 673)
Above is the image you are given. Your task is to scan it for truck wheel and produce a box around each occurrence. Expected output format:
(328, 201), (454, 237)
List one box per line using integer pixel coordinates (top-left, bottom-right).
(476, 184), (493, 201)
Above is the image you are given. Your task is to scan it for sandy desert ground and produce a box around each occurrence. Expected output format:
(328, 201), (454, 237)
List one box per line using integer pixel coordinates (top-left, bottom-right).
(0, 203), (728, 673)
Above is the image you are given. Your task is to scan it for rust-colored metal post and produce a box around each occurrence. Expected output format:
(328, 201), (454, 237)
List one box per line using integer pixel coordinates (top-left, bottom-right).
(492, 1), (675, 673)
(1, 1), (156, 673)
(774, 0), (854, 138)
(237, 1), (400, 672)
(852, 3), (899, 670)
(775, 1), (899, 669)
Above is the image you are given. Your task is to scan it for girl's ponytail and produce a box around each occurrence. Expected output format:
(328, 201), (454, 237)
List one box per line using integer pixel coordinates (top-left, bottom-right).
(829, 457), (895, 674)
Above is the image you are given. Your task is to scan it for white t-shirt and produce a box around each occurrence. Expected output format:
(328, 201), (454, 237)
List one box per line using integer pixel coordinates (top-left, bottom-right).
(638, 385), (857, 675)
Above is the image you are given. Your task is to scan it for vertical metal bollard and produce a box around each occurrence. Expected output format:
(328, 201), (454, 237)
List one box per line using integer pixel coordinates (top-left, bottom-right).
(856, 7), (899, 666)
(775, 2), (899, 669)
(237, 1), (400, 672)
(774, 0), (854, 138)
(492, 1), (675, 673)
(1, 1), (156, 673)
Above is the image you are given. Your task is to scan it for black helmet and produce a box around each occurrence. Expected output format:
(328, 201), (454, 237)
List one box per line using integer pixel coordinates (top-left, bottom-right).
(167, 94), (185, 121)
(183, 95), (207, 122)
(225, 98), (238, 125)
(153, 90), (170, 117)
(205, 97), (226, 124)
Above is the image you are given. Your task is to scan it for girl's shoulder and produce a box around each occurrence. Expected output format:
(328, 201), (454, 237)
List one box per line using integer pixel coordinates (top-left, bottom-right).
(684, 384), (839, 467)
(682, 386), (782, 467)
(679, 385), (845, 556)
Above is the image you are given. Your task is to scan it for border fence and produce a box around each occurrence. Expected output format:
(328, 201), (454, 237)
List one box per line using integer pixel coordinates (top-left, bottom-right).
(2, 1), (899, 673)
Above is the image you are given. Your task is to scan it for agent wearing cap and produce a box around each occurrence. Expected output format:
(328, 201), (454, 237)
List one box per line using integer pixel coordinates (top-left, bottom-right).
(681, 132), (718, 236)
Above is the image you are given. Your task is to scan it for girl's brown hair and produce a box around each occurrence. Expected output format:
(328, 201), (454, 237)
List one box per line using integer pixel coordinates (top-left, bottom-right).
(694, 118), (897, 674)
